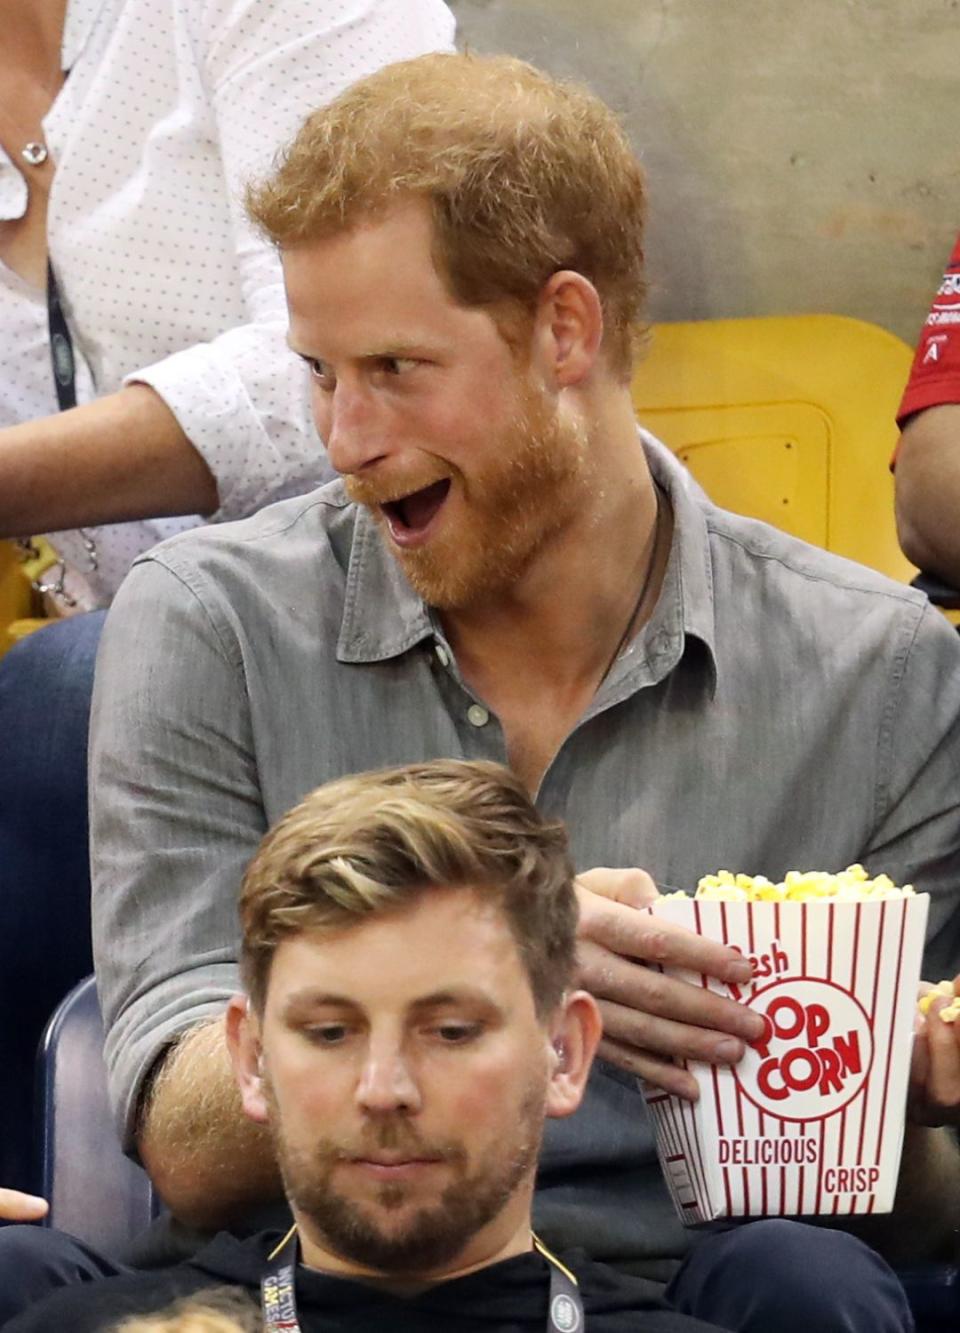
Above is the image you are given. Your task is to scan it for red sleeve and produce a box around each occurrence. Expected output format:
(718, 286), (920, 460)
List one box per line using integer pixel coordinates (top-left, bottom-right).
(897, 232), (960, 424)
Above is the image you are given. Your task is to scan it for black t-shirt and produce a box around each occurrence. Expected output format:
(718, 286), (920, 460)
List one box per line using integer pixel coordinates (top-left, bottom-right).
(7, 1231), (732, 1332)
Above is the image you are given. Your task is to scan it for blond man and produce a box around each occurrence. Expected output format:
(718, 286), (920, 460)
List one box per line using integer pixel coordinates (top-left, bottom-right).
(11, 762), (725, 1333)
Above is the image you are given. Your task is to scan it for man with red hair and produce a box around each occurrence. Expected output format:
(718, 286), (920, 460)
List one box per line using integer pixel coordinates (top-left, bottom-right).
(15, 51), (953, 1333)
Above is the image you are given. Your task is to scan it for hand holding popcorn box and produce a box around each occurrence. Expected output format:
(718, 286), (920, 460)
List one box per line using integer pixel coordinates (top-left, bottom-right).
(642, 866), (929, 1222)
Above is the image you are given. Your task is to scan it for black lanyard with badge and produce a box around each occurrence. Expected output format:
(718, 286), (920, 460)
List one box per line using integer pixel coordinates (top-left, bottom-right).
(26, 258), (99, 604)
(261, 1225), (586, 1332)
(15, 261), (81, 597)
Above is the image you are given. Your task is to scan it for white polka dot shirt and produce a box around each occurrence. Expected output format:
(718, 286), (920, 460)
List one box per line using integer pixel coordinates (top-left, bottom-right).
(0, 0), (455, 607)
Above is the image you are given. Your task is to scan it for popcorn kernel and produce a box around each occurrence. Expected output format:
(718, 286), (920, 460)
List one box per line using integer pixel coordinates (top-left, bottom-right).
(918, 982), (960, 1023)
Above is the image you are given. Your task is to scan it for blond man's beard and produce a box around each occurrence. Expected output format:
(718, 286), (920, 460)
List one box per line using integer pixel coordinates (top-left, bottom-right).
(263, 1073), (546, 1275)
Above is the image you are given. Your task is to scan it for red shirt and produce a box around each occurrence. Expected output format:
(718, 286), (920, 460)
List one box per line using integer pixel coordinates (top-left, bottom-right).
(898, 232), (960, 423)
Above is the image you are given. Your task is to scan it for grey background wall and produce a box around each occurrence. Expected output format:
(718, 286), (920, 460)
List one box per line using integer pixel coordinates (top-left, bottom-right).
(448, 0), (958, 346)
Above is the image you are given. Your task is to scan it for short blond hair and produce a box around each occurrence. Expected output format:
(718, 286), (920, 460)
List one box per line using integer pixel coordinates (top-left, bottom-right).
(112, 1289), (258, 1332)
(239, 760), (576, 1018)
(247, 52), (647, 378)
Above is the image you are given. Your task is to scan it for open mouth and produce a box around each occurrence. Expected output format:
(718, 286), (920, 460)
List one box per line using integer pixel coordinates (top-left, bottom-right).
(380, 479), (451, 546)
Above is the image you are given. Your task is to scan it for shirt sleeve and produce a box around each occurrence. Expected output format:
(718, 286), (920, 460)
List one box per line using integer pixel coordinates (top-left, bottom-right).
(90, 555), (268, 1149)
(896, 233), (960, 427)
(126, 0), (456, 522)
(862, 595), (960, 979)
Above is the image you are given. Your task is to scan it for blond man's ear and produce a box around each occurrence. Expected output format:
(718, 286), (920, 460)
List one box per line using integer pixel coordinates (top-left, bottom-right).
(544, 990), (603, 1120)
(224, 995), (269, 1125)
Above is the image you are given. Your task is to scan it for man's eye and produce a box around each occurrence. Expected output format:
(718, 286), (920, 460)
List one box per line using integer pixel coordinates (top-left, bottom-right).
(380, 357), (418, 376)
(304, 1025), (349, 1045)
(433, 1023), (481, 1044)
(307, 359), (335, 389)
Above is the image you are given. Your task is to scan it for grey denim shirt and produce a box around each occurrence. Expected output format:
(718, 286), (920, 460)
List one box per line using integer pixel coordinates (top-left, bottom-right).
(89, 435), (960, 1267)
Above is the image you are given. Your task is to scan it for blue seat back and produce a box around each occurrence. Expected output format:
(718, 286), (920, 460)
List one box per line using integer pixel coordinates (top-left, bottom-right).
(36, 974), (158, 1257)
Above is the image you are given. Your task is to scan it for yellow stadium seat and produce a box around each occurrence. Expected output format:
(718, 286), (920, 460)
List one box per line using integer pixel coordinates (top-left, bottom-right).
(0, 538), (56, 659)
(632, 314), (918, 588)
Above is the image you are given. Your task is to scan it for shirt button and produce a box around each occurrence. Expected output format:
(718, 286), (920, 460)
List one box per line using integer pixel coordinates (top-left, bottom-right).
(467, 704), (490, 728)
(435, 642), (450, 668)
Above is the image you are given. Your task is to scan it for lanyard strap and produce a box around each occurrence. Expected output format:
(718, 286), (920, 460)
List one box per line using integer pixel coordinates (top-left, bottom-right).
(261, 1227), (586, 1332)
(46, 259), (78, 412)
(35, 260), (99, 605)
(534, 1233), (586, 1332)
(261, 1225), (299, 1332)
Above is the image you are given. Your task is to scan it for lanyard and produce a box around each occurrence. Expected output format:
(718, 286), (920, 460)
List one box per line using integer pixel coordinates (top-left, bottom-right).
(46, 260), (78, 411)
(261, 1226), (586, 1332)
(28, 259), (98, 606)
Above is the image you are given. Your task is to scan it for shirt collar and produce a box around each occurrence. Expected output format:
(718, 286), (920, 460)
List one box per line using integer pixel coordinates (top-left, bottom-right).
(337, 504), (434, 663)
(639, 426), (718, 670)
(336, 430), (719, 686)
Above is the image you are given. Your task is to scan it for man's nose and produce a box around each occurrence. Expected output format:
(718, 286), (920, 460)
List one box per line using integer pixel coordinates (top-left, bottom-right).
(355, 1046), (422, 1114)
(317, 381), (388, 477)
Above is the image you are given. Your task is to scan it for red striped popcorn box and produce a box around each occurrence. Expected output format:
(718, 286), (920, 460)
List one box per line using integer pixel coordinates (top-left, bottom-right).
(641, 893), (929, 1221)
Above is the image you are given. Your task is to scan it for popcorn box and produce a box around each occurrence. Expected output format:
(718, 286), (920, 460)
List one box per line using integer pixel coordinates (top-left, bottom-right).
(642, 888), (928, 1222)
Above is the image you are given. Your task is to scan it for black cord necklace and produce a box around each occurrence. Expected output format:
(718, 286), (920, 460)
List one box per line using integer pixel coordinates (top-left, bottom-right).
(599, 482), (664, 684)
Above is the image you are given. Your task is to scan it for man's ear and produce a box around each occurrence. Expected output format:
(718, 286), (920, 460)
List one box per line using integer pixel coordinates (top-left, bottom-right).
(532, 270), (604, 389)
(224, 994), (269, 1125)
(544, 990), (603, 1120)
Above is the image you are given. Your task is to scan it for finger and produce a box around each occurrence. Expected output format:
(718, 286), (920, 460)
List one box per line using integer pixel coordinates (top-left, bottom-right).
(0, 1189), (48, 1222)
(596, 994), (749, 1067)
(596, 1034), (699, 1100)
(577, 941), (764, 1043)
(923, 997), (960, 1114)
(577, 892), (754, 987)
(576, 867), (660, 910)
(910, 1021), (929, 1093)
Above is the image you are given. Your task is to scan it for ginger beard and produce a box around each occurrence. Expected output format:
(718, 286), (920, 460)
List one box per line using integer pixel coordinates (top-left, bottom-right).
(262, 1071), (547, 1274)
(346, 375), (591, 611)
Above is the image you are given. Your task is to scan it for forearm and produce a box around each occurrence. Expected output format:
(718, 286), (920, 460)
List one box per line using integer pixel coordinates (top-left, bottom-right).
(138, 1017), (282, 1230)
(895, 405), (960, 585)
(0, 384), (218, 538)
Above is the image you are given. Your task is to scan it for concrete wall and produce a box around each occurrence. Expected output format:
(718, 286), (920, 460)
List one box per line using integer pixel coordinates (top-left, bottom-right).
(448, 0), (958, 345)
